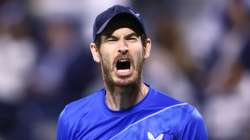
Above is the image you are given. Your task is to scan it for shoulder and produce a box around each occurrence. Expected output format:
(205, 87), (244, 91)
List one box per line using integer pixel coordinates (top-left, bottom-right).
(154, 101), (207, 139)
(146, 86), (200, 121)
(175, 104), (208, 139)
(149, 86), (207, 138)
(152, 89), (204, 128)
(57, 89), (104, 140)
(148, 86), (183, 107)
(58, 89), (104, 124)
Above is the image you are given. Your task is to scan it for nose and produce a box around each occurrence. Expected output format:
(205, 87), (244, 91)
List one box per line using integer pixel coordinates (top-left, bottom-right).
(118, 40), (128, 54)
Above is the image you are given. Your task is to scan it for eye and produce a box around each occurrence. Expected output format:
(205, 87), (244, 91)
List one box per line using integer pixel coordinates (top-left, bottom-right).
(106, 36), (118, 42)
(128, 37), (137, 41)
(126, 35), (138, 41)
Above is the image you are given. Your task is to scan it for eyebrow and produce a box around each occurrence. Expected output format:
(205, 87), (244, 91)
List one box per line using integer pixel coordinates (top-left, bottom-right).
(125, 32), (138, 38)
(103, 32), (139, 40)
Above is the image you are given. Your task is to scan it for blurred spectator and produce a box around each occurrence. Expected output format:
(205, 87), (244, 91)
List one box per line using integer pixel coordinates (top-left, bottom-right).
(30, 17), (93, 102)
(203, 0), (250, 139)
(205, 0), (249, 95)
(28, 0), (130, 42)
(0, 0), (37, 139)
(24, 16), (96, 140)
(144, 17), (198, 106)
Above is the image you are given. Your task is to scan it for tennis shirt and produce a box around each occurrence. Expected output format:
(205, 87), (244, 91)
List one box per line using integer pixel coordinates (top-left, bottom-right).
(57, 85), (208, 140)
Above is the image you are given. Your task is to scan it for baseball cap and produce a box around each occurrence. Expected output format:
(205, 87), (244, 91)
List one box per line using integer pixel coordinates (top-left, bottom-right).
(93, 5), (147, 41)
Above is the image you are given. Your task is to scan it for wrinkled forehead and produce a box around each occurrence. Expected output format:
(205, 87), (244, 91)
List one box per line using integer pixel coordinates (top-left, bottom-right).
(102, 28), (138, 40)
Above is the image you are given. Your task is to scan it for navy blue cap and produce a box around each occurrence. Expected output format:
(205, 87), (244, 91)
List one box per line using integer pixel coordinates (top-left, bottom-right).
(93, 5), (146, 41)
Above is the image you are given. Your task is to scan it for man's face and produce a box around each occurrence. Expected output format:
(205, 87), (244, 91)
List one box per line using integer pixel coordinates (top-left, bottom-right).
(90, 27), (151, 87)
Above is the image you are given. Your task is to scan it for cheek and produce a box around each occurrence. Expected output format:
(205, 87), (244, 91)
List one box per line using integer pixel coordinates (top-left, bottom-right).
(100, 50), (114, 69)
(132, 48), (144, 67)
(135, 46), (144, 59)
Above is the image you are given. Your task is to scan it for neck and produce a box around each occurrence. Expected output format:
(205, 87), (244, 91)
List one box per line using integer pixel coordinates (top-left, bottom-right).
(105, 82), (149, 111)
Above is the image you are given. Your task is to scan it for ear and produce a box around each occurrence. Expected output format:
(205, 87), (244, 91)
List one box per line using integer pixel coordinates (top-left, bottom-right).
(90, 42), (101, 63)
(143, 38), (151, 59)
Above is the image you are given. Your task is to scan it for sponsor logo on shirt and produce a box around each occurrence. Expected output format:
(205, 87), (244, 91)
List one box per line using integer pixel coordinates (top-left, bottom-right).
(147, 132), (164, 140)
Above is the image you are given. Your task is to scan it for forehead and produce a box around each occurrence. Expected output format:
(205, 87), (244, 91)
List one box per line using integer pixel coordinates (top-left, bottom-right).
(110, 27), (136, 36)
(100, 28), (137, 40)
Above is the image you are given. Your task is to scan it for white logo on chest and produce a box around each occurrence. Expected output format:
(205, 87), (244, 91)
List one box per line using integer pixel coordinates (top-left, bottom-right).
(147, 132), (164, 140)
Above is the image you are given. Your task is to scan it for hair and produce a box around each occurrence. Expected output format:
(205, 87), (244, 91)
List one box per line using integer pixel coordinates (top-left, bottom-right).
(94, 13), (148, 47)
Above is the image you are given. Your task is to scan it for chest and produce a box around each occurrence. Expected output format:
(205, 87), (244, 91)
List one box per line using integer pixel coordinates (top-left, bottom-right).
(73, 111), (178, 140)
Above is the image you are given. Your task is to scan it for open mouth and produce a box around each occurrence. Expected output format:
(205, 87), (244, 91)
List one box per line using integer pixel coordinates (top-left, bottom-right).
(116, 58), (131, 70)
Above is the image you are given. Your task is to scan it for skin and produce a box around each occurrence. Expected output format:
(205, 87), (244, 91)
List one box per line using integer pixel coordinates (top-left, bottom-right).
(90, 27), (151, 111)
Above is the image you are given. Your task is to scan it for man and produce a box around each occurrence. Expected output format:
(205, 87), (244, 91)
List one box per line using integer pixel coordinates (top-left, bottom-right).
(57, 5), (208, 140)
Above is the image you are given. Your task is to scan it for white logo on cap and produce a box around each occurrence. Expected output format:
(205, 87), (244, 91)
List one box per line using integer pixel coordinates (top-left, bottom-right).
(129, 9), (140, 17)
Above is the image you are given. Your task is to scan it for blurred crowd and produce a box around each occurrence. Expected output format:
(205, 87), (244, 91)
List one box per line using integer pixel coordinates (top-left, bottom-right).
(0, 0), (249, 140)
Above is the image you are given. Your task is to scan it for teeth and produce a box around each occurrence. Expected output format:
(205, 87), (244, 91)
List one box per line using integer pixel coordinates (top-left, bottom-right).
(119, 59), (128, 62)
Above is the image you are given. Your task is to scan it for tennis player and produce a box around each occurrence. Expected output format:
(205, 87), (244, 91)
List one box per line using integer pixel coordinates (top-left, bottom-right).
(57, 5), (208, 140)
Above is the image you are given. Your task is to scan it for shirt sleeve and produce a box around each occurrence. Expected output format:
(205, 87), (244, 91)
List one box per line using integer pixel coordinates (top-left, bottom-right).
(57, 107), (73, 140)
(180, 108), (208, 140)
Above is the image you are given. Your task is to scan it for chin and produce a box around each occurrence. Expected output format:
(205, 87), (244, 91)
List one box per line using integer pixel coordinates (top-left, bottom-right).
(113, 75), (139, 87)
(103, 69), (141, 87)
(114, 80), (134, 87)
